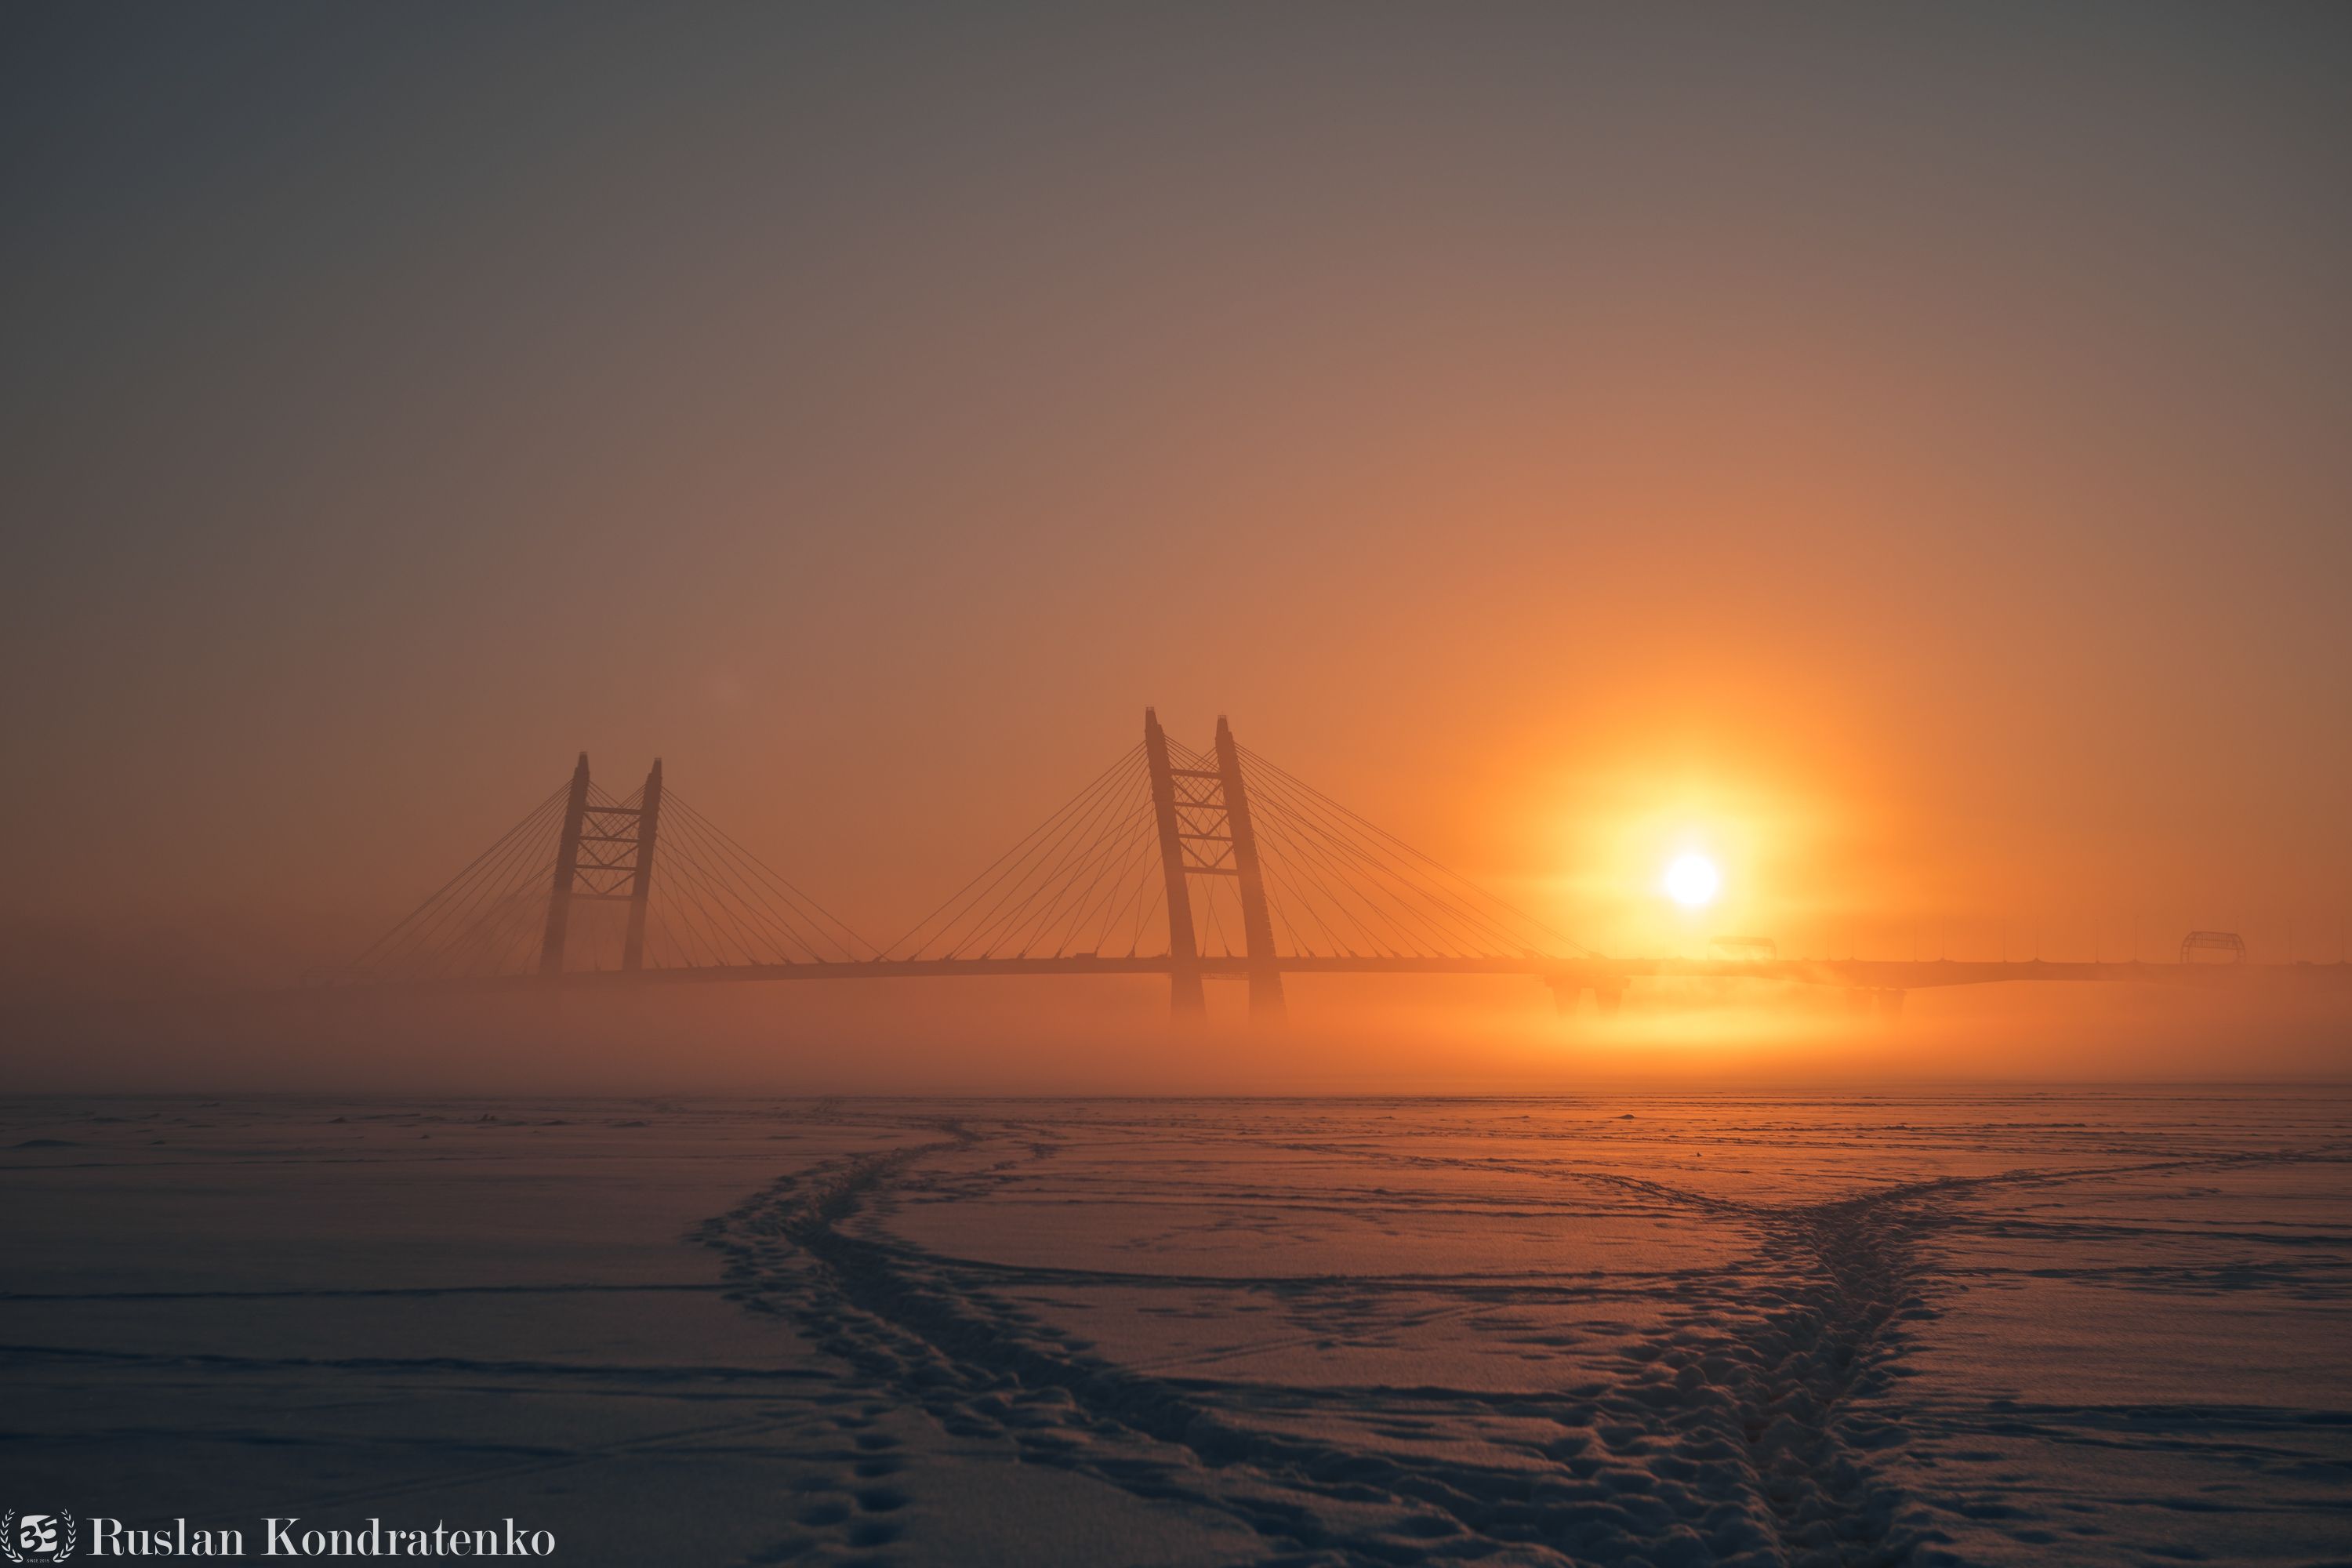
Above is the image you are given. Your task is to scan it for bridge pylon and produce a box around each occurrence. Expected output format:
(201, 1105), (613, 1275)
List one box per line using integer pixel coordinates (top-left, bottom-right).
(1143, 710), (1205, 1021)
(1215, 716), (1287, 1024)
(536, 753), (665, 976)
(619, 759), (664, 972)
(1143, 709), (1287, 1025)
(538, 754), (593, 976)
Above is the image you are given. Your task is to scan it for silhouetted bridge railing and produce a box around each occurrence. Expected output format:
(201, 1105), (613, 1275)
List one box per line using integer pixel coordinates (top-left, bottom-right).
(339, 710), (2348, 1020)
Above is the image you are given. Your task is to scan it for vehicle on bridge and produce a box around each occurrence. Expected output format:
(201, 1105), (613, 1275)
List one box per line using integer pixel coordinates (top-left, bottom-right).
(2180, 930), (2249, 964)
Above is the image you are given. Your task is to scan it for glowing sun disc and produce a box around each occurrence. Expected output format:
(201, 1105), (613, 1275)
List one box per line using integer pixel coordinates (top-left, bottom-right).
(1664, 852), (1720, 908)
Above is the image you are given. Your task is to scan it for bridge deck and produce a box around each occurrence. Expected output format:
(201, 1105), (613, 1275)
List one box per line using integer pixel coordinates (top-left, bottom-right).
(341, 956), (2352, 992)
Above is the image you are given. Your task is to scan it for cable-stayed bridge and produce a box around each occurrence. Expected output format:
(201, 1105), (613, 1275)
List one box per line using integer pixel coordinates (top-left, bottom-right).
(339, 710), (2347, 1019)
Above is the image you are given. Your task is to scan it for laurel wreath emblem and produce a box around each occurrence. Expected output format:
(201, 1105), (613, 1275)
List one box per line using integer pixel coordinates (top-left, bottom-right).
(1, 1508), (78, 1563)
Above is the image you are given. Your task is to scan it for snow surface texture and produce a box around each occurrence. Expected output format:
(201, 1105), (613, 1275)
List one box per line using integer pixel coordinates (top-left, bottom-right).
(4, 1094), (2347, 1566)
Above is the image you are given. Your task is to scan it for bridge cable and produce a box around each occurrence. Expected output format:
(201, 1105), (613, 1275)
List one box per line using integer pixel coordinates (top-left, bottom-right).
(1240, 745), (1589, 956)
(973, 777), (1153, 957)
(1239, 752), (1570, 959)
(955, 753), (1149, 957)
(345, 785), (568, 978)
(1247, 785), (1495, 957)
(363, 795), (565, 979)
(658, 805), (840, 964)
(885, 746), (1142, 959)
(884, 744), (1145, 960)
(663, 795), (877, 960)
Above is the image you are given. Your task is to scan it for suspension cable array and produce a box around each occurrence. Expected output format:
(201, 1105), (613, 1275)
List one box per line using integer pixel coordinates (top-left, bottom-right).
(883, 745), (1167, 962)
(640, 789), (876, 968)
(866, 725), (1581, 967)
(345, 785), (572, 982)
(347, 766), (874, 982)
(321, 717), (2351, 1021)
(341, 715), (1583, 993)
(1228, 742), (1589, 961)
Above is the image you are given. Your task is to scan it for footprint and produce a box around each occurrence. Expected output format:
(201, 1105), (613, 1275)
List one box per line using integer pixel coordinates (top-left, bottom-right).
(855, 1487), (908, 1513)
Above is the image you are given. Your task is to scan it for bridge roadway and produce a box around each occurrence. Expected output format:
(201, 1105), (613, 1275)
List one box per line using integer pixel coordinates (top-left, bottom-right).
(417, 955), (2352, 993)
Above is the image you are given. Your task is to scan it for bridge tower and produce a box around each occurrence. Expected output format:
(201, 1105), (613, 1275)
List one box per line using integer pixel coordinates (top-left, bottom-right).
(536, 755), (666, 976)
(1142, 711), (1203, 1020)
(1215, 716), (1287, 1023)
(539, 754), (593, 976)
(620, 759), (664, 971)
(1142, 709), (1287, 1025)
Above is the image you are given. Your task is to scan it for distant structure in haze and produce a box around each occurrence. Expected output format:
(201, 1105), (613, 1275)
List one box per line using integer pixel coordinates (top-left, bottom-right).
(332, 713), (2348, 1023)
(2179, 930), (2249, 964)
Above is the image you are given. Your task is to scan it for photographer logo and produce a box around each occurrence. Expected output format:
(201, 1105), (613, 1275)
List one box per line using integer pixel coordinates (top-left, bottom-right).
(2, 1511), (76, 1564)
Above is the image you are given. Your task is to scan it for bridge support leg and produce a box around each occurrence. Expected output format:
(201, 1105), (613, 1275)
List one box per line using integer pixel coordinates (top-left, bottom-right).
(1875, 988), (1906, 1022)
(538, 753), (592, 978)
(620, 758), (663, 972)
(1144, 709), (1206, 1022)
(1592, 980), (1624, 1016)
(1548, 978), (1581, 1015)
(1215, 716), (1287, 1025)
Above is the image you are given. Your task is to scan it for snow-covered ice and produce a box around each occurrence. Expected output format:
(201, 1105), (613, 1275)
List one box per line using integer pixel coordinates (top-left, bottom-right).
(4, 1092), (2347, 1565)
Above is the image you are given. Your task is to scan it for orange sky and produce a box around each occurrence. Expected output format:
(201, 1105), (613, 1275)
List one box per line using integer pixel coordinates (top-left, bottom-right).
(4, 9), (2349, 1082)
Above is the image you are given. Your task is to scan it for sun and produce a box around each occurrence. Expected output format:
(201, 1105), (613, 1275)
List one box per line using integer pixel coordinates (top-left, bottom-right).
(1663, 851), (1721, 908)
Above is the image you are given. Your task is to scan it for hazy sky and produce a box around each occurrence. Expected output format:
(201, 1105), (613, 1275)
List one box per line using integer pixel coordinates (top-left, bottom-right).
(6, 4), (2350, 1004)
